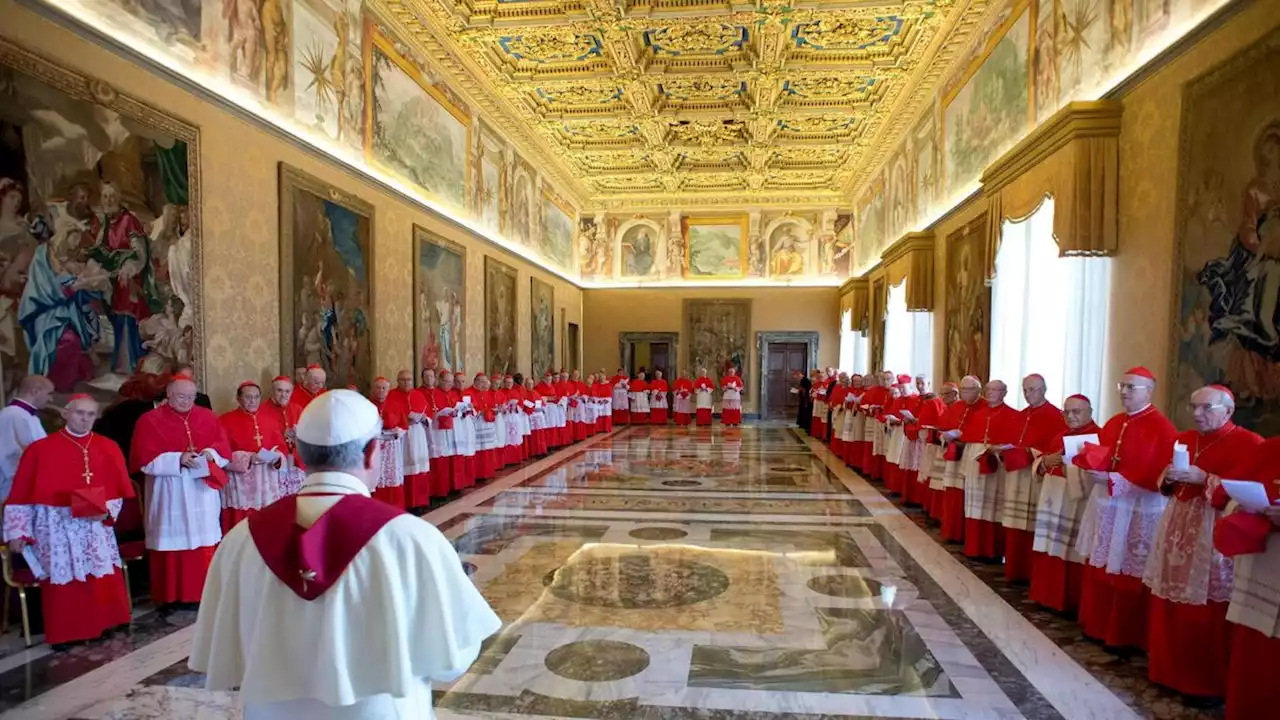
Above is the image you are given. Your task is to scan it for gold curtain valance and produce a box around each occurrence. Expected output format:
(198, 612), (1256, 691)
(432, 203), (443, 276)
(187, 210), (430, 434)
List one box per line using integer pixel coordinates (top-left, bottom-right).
(979, 101), (1123, 280)
(843, 277), (870, 334)
(879, 231), (935, 311)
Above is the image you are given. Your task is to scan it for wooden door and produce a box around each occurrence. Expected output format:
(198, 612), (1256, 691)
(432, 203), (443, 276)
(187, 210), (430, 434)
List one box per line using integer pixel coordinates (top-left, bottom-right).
(766, 342), (808, 419)
(650, 343), (670, 379)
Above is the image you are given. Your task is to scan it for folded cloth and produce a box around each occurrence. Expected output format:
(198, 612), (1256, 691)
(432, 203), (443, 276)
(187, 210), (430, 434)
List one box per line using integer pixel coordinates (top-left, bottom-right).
(944, 442), (964, 462)
(1214, 512), (1274, 557)
(976, 448), (1000, 475)
(1070, 442), (1112, 472)
(1001, 446), (1033, 473)
(70, 486), (108, 517)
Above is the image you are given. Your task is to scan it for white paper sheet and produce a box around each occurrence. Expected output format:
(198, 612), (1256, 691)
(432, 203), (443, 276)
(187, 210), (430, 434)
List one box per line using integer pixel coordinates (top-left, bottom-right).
(187, 455), (211, 479)
(1222, 480), (1276, 513)
(1062, 433), (1098, 464)
(256, 447), (282, 464)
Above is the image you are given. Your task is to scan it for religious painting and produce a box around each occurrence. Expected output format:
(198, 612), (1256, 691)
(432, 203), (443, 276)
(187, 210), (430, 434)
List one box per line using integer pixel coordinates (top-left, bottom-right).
(104, 0), (204, 52)
(1033, 0), (1059, 122)
(1054, 0), (1110, 114)
(887, 153), (911, 236)
(202, 0), (293, 104)
(684, 299), (751, 399)
(0, 39), (202, 404)
(540, 191), (575, 270)
(1170, 30), (1280, 436)
(913, 113), (938, 226)
(578, 218), (611, 279)
(943, 5), (1031, 193)
(292, 0), (364, 149)
(279, 164), (374, 391)
(766, 221), (808, 277)
(484, 256), (518, 375)
(944, 215), (991, 384)
(508, 160), (535, 247)
(530, 277), (554, 377)
(829, 214), (853, 277)
(853, 181), (886, 275)
(684, 216), (748, 279)
(412, 226), (465, 376)
(619, 222), (659, 279)
(871, 277), (887, 371)
(367, 27), (470, 211)
(478, 142), (502, 233)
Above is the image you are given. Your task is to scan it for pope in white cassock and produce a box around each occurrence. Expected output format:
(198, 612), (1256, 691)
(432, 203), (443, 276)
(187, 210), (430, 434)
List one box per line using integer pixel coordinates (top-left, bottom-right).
(190, 389), (502, 719)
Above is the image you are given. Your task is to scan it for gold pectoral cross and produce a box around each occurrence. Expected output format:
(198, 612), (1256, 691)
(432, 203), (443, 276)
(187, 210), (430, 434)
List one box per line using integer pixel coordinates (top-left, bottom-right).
(82, 465), (94, 484)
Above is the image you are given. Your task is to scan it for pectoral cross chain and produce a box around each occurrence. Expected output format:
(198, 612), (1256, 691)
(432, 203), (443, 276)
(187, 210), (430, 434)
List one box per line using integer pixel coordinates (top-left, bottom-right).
(60, 430), (94, 485)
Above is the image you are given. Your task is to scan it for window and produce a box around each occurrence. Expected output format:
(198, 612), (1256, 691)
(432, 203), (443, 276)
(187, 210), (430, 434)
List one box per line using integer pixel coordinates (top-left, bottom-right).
(882, 280), (934, 379)
(839, 309), (870, 375)
(989, 197), (1112, 412)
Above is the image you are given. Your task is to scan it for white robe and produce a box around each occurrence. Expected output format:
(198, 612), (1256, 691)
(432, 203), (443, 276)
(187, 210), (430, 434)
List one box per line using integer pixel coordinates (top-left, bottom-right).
(143, 450), (229, 552)
(191, 471), (502, 719)
(0, 403), (45, 501)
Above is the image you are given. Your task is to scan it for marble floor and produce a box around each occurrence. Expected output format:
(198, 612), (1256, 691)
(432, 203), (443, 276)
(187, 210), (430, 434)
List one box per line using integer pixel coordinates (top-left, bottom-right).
(0, 425), (1212, 719)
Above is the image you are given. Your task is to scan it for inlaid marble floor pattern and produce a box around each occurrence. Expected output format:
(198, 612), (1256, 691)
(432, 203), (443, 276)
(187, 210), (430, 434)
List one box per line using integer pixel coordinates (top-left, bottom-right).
(0, 426), (1161, 719)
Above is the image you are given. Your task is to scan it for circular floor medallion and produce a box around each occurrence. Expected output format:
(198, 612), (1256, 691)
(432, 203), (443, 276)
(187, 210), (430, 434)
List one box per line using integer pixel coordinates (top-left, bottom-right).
(544, 640), (651, 682)
(544, 552), (730, 608)
(628, 526), (689, 541)
(807, 574), (885, 598)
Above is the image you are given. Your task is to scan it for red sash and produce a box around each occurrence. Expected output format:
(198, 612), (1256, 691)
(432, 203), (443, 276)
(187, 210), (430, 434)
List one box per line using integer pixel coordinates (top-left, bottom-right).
(249, 493), (404, 601)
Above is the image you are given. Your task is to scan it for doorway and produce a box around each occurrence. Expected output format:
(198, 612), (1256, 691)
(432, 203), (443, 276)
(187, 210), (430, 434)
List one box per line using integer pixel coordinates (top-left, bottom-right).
(618, 331), (679, 387)
(755, 331), (819, 420)
(567, 322), (580, 372)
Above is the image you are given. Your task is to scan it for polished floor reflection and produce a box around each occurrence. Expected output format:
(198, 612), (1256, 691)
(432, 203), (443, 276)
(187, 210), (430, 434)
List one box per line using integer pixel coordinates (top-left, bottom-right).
(1, 426), (1178, 719)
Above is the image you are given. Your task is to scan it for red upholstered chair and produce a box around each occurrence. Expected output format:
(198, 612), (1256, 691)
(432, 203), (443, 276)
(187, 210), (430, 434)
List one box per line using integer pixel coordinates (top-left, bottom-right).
(0, 544), (37, 647)
(113, 479), (147, 610)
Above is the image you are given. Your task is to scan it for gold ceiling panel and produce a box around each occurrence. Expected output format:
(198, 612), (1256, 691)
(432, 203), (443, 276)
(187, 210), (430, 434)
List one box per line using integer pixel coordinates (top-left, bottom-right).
(379, 0), (982, 208)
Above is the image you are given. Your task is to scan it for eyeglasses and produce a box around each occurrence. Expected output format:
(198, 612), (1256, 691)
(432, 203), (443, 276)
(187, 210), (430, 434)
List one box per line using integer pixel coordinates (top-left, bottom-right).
(1187, 403), (1225, 413)
(1116, 383), (1150, 392)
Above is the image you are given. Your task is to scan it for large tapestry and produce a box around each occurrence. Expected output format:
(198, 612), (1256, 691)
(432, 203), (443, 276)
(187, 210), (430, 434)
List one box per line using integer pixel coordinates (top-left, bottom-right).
(485, 256), (517, 375)
(684, 299), (751, 399)
(413, 226), (465, 376)
(279, 164), (373, 391)
(1172, 31), (1280, 436)
(530, 277), (554, 377)
(0, 40), (201, 401)
(944, 215), (990, 384)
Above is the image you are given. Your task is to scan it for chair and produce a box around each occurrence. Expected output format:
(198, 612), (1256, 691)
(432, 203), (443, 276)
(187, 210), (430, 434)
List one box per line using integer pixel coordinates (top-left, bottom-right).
(114, 479), (147, 611)
(0, 545), (37, 647)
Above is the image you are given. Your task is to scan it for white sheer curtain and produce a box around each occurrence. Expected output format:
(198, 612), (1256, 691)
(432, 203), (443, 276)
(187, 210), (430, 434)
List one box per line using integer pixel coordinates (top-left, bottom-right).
(839, 309), (870, 375)
(989, 197), (1112, 411)
(882, 280), (934, 378)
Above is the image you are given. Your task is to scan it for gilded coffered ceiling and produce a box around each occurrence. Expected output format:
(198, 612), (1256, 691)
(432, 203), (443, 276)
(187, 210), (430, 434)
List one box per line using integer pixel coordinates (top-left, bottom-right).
(373, 0), (985, 210)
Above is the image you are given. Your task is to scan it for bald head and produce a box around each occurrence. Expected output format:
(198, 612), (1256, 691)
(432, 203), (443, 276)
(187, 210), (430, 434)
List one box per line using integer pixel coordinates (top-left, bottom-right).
(167, 378), (197, 413)
(62, 395), (99, 434)
(304, 367), (326, 394)
(1022, 374), (1047, 407)
(1063, 395), (1093, 430)
(16, 375), (53, 409)
(396, 370), (413, 391)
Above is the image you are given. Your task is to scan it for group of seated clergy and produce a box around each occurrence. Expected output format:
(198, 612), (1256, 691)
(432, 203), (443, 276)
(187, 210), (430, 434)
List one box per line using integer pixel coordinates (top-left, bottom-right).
(805, 366), (1278, 719)
(0, 363), (621, 649)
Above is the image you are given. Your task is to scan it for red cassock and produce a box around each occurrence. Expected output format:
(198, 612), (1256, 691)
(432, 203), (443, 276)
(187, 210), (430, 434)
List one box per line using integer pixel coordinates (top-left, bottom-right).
(1216, 437), (1280, 720)
(843, 389), (865, 469)
(266, 400), (304, 470)
(370, 397), (408, 509)
(673, 378), (694, 426)
(218, 407), (288, 532)
(963, 403), (1020, 561)
(535, 381), (561, 448)
(130, 404), (231, 605)
(1029, 421), (1101, 613)
(610, 375), (630, 425)
(555, 381), (576, 445)
(907, 396), (946, 506)
(287, 386), (321, 417)
(938, 399), (983, 542)
(1002, 403), (1069, 582)
(628, 379), (650, 425)
(421, 387), (455, 497)
(389, 388), (434, 507)
(859, 386), (890, 480)
(446, 387), (476, 489)
(570, 382), (589, 442)
(719, 376), (744, 426)
(464, 388), (499, 480)
(649, 379), (670, 424)
(693, 377), (716, 426)
(5, 432), (135, 643)
(491, 387), (515, 465)
(1146, 423), (1262, 698)
(593, 383), (612, 433)
(1078, 405), (1177, 650)
(885, 394), (921, 495)
(828, 385), (848, 458)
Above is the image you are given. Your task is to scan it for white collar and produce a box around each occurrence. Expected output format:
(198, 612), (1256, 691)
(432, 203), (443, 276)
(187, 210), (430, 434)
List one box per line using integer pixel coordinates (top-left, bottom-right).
(300, 471), (372, 497)
(1127, 403), (1152, 416)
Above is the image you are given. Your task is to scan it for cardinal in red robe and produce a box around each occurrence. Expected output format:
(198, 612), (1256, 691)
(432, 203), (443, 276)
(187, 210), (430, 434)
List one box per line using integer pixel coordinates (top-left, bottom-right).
(907, 387), (947, 507)
(1000, 375), (1069, 582)
(419, 368), (454, 498)
(130, 373), (231, 606)
(649, 370), (671, 425)
(1077, 367), (1177, 651)
(719, 368), (744, 426)
(960, 380), (1020, 560)
(446, 371), (477, 489)
(465, 374), (499, 480)
(858, 376), (890, 481)
(4, 395), (134, 644)
(288, 365), (327, 416)
(389, 371), (433, 507)
(673, 372), (695, 426)
(219, 381), (289, 533)
(629, 372), (651, 425)
(368, 378), (407, 508)
(693, 370), (716, 426)
(1144, 385), (1262, 699)
(266, 376), (305, 475)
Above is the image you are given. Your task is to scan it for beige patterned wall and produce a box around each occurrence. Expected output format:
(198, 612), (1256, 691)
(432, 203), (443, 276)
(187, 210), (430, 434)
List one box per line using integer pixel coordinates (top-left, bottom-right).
(0, 0), (581, 410)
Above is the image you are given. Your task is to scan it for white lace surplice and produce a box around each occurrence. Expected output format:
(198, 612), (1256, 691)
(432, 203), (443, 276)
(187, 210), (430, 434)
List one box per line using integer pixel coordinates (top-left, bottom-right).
(721, 388), (741, 411)
(1142, 480), (1232, 605)
(1095, 473), (1167, 578)
(3, 501), (125, 585)
(221, 454), (293, 511)
(377, 435), (405, 489)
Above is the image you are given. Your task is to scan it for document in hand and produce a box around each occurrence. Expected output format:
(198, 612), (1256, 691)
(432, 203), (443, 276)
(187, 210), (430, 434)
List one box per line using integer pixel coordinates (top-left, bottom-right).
(1062, 434), (1098, 465)
(1222, 480), (1276, 513)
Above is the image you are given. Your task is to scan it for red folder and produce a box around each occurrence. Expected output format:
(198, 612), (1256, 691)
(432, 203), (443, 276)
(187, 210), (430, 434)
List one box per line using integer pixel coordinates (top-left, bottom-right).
(976, 448), (1000, 475)
(70, 486), (108, 518)
(437, 415), (454, 430)
(483, 410), (496, 423)
(1213, 512), (1273, 557)
(1001, 447), (1033, 473)
(204, 463), (229, 491)
(1070, 443), (1113, 472)
(944, 442), (964, 461)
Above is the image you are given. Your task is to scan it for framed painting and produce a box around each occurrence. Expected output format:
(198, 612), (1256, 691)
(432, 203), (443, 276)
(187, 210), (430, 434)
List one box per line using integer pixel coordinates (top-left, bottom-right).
(942, 2), (1032, 194)
(365, 24), (470, 212)
(684, 215), (749, 279)
(684, 299), (751, 399)
(540, 189), (575, 270)
(0, 39), (202, 406)
(530, 277), (554, 377)
(619, 221), (660, 279)
(944, 214), (991, 384)
(485, 256), (518, 375)
(1170, 29), (1280, 436)
(279, 164), (375, 391)
(413, 226), (466, 377)
(853, 180), (886, 273)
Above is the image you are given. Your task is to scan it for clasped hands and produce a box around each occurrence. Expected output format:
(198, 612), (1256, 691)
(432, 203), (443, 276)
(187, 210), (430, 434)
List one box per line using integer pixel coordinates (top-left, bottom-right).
(1164, 465), (1208, 486)
(180, 449), (217, 469)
